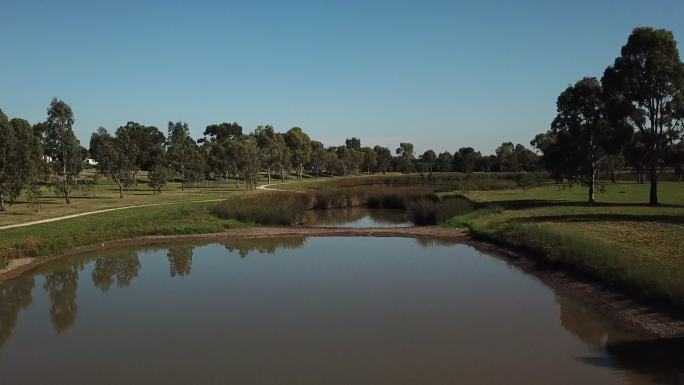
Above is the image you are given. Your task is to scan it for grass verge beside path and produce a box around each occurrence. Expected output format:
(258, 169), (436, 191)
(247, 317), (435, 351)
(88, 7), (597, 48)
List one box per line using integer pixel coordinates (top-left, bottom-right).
(0, 201), (245, 267)
(445, 182), (684, 308)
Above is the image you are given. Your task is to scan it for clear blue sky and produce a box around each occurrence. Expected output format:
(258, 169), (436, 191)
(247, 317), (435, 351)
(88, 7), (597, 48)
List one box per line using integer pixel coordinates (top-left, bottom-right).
(1, 0), (683, 154)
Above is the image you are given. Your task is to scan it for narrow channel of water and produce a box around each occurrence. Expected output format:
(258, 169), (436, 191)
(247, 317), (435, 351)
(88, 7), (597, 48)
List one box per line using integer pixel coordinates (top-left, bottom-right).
(301, 207), (412, 227)
(0, 237), (682, 385)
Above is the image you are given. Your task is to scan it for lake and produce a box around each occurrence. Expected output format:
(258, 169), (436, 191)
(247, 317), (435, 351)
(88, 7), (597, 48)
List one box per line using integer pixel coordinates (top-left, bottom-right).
(0, 236), (682, 385)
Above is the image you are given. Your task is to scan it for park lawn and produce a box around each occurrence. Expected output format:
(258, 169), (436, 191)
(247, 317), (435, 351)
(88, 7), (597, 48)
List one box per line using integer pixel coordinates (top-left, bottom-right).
(450, 181), (684, 306)
(0, 172), (260, 227)
(0, 201), (246, 262)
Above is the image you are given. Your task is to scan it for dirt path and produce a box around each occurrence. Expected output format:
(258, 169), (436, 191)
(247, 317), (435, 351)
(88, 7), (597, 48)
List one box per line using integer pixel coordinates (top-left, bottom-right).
(0, 199), (226, 231)
(256, 181), (307, 193)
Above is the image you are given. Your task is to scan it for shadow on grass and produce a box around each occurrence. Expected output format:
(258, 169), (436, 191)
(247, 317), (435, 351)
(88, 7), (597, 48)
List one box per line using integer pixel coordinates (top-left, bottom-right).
(518, 213), (684, 225)
(494, 199), (684, 210)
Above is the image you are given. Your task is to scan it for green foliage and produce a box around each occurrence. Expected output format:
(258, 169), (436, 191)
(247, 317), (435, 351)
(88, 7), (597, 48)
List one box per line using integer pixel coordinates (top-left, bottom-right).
(0, 202), (245, 262)
(148, 165), (170, 194)
(167, 121), (204, 190)
(285, 127), (311, 180)
(602, 27), (684, 204)
(90, 127), (137, 198)
(0, 112), (42, 211)
(115, 122), (165, 171)
(45, 98), (82, 204)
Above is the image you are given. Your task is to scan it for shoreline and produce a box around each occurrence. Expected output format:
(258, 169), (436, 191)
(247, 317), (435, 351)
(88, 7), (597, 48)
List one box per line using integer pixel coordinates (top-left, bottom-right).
(1, 225), (683, 338)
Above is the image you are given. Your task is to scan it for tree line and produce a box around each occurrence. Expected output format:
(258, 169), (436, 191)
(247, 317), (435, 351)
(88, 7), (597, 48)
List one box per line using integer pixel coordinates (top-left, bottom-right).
(1, 27), (682, 210)
(533, 27), (684, 204)
(0, 98), (543, 209)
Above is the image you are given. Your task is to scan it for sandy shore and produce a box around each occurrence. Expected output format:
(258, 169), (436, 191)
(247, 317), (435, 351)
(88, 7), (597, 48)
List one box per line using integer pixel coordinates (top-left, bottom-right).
(1, 225), (682, 338)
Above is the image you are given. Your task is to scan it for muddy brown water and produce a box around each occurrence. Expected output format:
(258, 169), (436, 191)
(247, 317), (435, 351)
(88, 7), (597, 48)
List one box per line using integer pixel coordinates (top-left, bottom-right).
(0, 236), (683, 385)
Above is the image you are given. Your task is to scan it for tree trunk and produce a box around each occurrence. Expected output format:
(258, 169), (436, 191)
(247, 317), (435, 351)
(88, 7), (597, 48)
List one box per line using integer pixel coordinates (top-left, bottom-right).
(267, 169), (272, 185)
(0, 192), (4, 211)
(649, 163), (658, 205)
(588, 163), (596, 203)
(117, 181), (124, 199)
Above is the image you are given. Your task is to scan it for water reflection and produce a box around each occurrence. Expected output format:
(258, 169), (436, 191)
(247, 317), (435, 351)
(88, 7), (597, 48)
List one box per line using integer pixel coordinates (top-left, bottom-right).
(0, 237), (682, 384)
(167, 246), (194, 277)
(0, 276), (34, 346)
(301, 207), (411, 228)
(92, 252), (141, 291)
(220, 237), (307, 258)
(44, 264), (82, 333)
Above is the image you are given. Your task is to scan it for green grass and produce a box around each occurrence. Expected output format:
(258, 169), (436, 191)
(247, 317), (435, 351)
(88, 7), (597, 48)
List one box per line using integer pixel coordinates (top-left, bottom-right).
(445, 181), (684, 307)
(0, 172), (256, 228)
(0, 201), (246, 267)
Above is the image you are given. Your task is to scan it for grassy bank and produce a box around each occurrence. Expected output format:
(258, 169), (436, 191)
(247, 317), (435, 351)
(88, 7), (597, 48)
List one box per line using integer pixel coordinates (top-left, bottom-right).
(0, 201), (245, 268)
(446, 182), (684, 307)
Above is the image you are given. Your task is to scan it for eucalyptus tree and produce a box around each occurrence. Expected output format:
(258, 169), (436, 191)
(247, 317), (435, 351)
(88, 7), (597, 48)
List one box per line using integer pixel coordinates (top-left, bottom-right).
(335, 145), (350, 175)
(200, 122), (243, 183)
(167, 121), (202, 190)
(548, 77), (629, 202)
(308, 140), (327, 178)
(285, 127), (311, 180)
(0, 112), (42, 211)
(495, 142), (515, 172)
(602, 27), (684, 205)
(361, 147), (377, 175)
(89, 127), (137, 198)
(419, 150), (437, 174)
(434, 151), (453, 172)
(324, 147), (341, 177)
(344, 137), (363, 175)
(453, 147), (480, 173)
(395, 142), (415, 173)
(148, 162), (170, 194)
(373, 145), (392, 174)
(237, 136), (261, 189)
(255, 125), (285, 184)
(45, 98), (82, 204)
(276, 133), (291, 182)
(513, 144), (539, 172)
(115, 122), (165, 171)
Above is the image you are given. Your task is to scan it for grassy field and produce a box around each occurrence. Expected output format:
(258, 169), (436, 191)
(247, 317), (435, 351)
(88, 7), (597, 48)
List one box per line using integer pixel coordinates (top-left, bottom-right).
(0, 171), (266, 227)
(448, 181), (684, 307)
(0, 201), (246, 262)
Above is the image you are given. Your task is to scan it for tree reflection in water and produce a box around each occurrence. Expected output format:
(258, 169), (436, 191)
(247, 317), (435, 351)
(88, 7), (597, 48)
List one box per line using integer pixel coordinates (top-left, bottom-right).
(91, 253), (141, 291)
(43, 264), (82, 333)
(220, 237), (307, 258)
(0, 276), (34, 346)
(167, 246), (194, 277)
